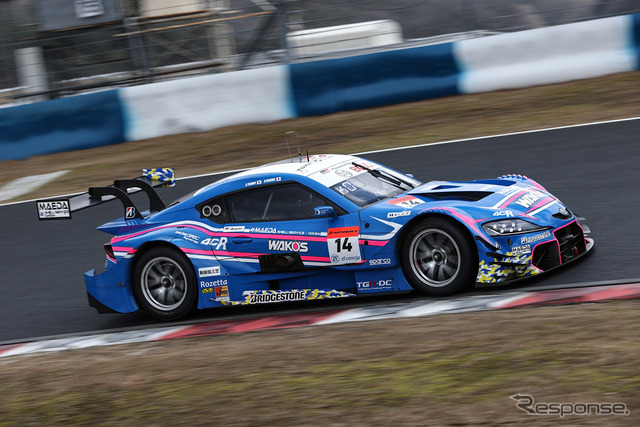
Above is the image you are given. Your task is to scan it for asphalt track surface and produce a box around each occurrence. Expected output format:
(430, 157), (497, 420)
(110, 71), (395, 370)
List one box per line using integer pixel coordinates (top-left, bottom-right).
(1, 118), (639, 343)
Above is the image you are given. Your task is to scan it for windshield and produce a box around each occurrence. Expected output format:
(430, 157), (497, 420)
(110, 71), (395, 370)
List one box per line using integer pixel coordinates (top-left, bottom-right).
(330, 167), (419, 207)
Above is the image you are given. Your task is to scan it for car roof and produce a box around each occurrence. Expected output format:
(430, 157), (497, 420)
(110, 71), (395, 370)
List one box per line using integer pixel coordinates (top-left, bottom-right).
(191, 154), (362, 199)
(232, 154), (357, 180)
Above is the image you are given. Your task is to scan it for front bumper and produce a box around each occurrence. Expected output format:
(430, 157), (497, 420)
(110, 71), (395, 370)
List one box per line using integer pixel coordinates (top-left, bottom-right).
(476, 220), (593, 285)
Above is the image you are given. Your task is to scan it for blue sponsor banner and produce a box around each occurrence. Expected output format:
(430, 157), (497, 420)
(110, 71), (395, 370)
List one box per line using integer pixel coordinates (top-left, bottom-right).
(290, 43), (461, 117)
(0, 90), (125, 161)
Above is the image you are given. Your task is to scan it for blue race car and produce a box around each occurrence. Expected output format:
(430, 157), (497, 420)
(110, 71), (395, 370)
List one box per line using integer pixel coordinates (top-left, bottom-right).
(38, 154), (593, 320)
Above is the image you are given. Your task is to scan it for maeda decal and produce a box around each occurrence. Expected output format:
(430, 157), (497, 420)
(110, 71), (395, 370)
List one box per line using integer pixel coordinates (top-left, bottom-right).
(36, 199), (71, 220)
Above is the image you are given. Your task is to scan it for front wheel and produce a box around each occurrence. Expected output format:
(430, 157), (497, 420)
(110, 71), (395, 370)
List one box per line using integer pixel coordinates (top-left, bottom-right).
(133, 247), (198, 320)
(401, 217), (477, 296)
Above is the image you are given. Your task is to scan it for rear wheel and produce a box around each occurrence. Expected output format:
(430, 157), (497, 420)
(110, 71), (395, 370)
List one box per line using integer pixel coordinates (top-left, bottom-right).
(133, 247), (198, 320)
(401, 217), (476, 296)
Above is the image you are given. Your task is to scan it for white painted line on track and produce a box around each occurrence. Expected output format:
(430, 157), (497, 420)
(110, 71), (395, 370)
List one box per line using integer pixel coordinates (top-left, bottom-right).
(1, 116), (638, 207)
(354, 116), (640, 156)
(0, 170), (69, 202)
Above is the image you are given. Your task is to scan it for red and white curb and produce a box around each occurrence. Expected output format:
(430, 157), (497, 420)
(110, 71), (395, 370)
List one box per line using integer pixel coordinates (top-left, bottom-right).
(1, 283), (639, 358)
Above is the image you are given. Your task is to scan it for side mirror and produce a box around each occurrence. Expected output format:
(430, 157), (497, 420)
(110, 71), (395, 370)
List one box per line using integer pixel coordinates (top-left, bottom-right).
(314, 206), (337, 220)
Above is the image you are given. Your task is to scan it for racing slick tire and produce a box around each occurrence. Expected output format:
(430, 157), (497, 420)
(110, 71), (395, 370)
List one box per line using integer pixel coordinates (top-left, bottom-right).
(133, 247), (198, 320)
(401, 217), (477, 297)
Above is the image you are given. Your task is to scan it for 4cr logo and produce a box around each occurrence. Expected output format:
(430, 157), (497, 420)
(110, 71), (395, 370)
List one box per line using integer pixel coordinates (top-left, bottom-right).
(201, 237), (228, 250)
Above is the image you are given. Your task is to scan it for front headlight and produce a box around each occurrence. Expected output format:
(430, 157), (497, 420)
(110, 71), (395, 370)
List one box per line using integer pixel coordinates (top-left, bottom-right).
(482, 219), (550, 236)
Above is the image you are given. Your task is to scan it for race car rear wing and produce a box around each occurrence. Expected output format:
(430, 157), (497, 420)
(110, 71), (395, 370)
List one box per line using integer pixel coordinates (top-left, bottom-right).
(36, 168), (174, 221)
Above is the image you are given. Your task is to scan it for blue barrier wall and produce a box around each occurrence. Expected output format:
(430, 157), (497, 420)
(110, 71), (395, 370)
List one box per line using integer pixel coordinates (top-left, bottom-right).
(1, 14), (639, 161)
(290, 43), (460, 116)
(634, 14), (640, 67)
(0, 90), (124, 161)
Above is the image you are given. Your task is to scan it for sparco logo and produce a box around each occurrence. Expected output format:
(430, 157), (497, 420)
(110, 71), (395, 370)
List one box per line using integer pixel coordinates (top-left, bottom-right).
(268, 240), (308, 252)
(248, 291), (306, 303)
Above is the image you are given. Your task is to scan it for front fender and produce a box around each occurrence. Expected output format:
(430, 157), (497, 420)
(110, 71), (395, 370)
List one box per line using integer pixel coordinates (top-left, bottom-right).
(413, 207), (495, 253)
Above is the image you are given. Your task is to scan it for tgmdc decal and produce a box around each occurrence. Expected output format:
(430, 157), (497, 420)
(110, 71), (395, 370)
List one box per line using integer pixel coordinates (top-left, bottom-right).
(357, 279), (393, 289)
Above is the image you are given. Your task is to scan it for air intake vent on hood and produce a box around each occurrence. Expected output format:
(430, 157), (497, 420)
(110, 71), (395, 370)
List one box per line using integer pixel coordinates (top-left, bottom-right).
(421, 191), (493, 202)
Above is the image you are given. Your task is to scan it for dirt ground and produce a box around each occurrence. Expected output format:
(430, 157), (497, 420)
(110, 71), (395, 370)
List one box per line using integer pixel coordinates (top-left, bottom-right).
(1, 300), (639, 425)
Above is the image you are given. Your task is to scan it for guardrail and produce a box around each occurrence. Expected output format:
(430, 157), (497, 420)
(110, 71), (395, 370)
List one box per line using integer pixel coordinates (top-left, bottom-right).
(1, 14), (639, 161)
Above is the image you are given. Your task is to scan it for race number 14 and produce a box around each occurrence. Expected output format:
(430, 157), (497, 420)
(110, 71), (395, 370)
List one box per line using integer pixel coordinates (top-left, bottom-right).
(327, 226), (362, 265)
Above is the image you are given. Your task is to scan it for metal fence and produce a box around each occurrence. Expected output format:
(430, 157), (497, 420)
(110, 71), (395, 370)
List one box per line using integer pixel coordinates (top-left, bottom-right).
(1, 0), (639, 103)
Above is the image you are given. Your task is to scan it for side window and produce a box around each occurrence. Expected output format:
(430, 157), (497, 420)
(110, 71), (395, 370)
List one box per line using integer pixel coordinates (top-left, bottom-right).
(224, 182), (343, 223)
(197, 197), (230, 224)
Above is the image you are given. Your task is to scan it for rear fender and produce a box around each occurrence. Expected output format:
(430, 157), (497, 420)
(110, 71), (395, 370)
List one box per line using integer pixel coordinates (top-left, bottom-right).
(157, 236), (228, 310)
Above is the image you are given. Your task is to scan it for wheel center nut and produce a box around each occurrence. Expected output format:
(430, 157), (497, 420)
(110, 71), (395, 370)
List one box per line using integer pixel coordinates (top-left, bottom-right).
(161, 276), (173, 287)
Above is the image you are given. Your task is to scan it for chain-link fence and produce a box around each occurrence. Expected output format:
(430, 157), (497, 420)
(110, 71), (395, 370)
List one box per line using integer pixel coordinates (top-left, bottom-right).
(1, 0), (639, 103)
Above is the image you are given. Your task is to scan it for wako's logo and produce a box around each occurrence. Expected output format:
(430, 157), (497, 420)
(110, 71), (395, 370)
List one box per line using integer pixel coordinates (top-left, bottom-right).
(125, 207), (137, 219)
(268, 240), (309, 252)
(515, 191), (546, 209)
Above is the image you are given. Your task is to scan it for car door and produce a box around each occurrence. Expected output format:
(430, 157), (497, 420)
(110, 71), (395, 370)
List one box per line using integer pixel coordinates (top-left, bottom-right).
(215, 181), (362, 274)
